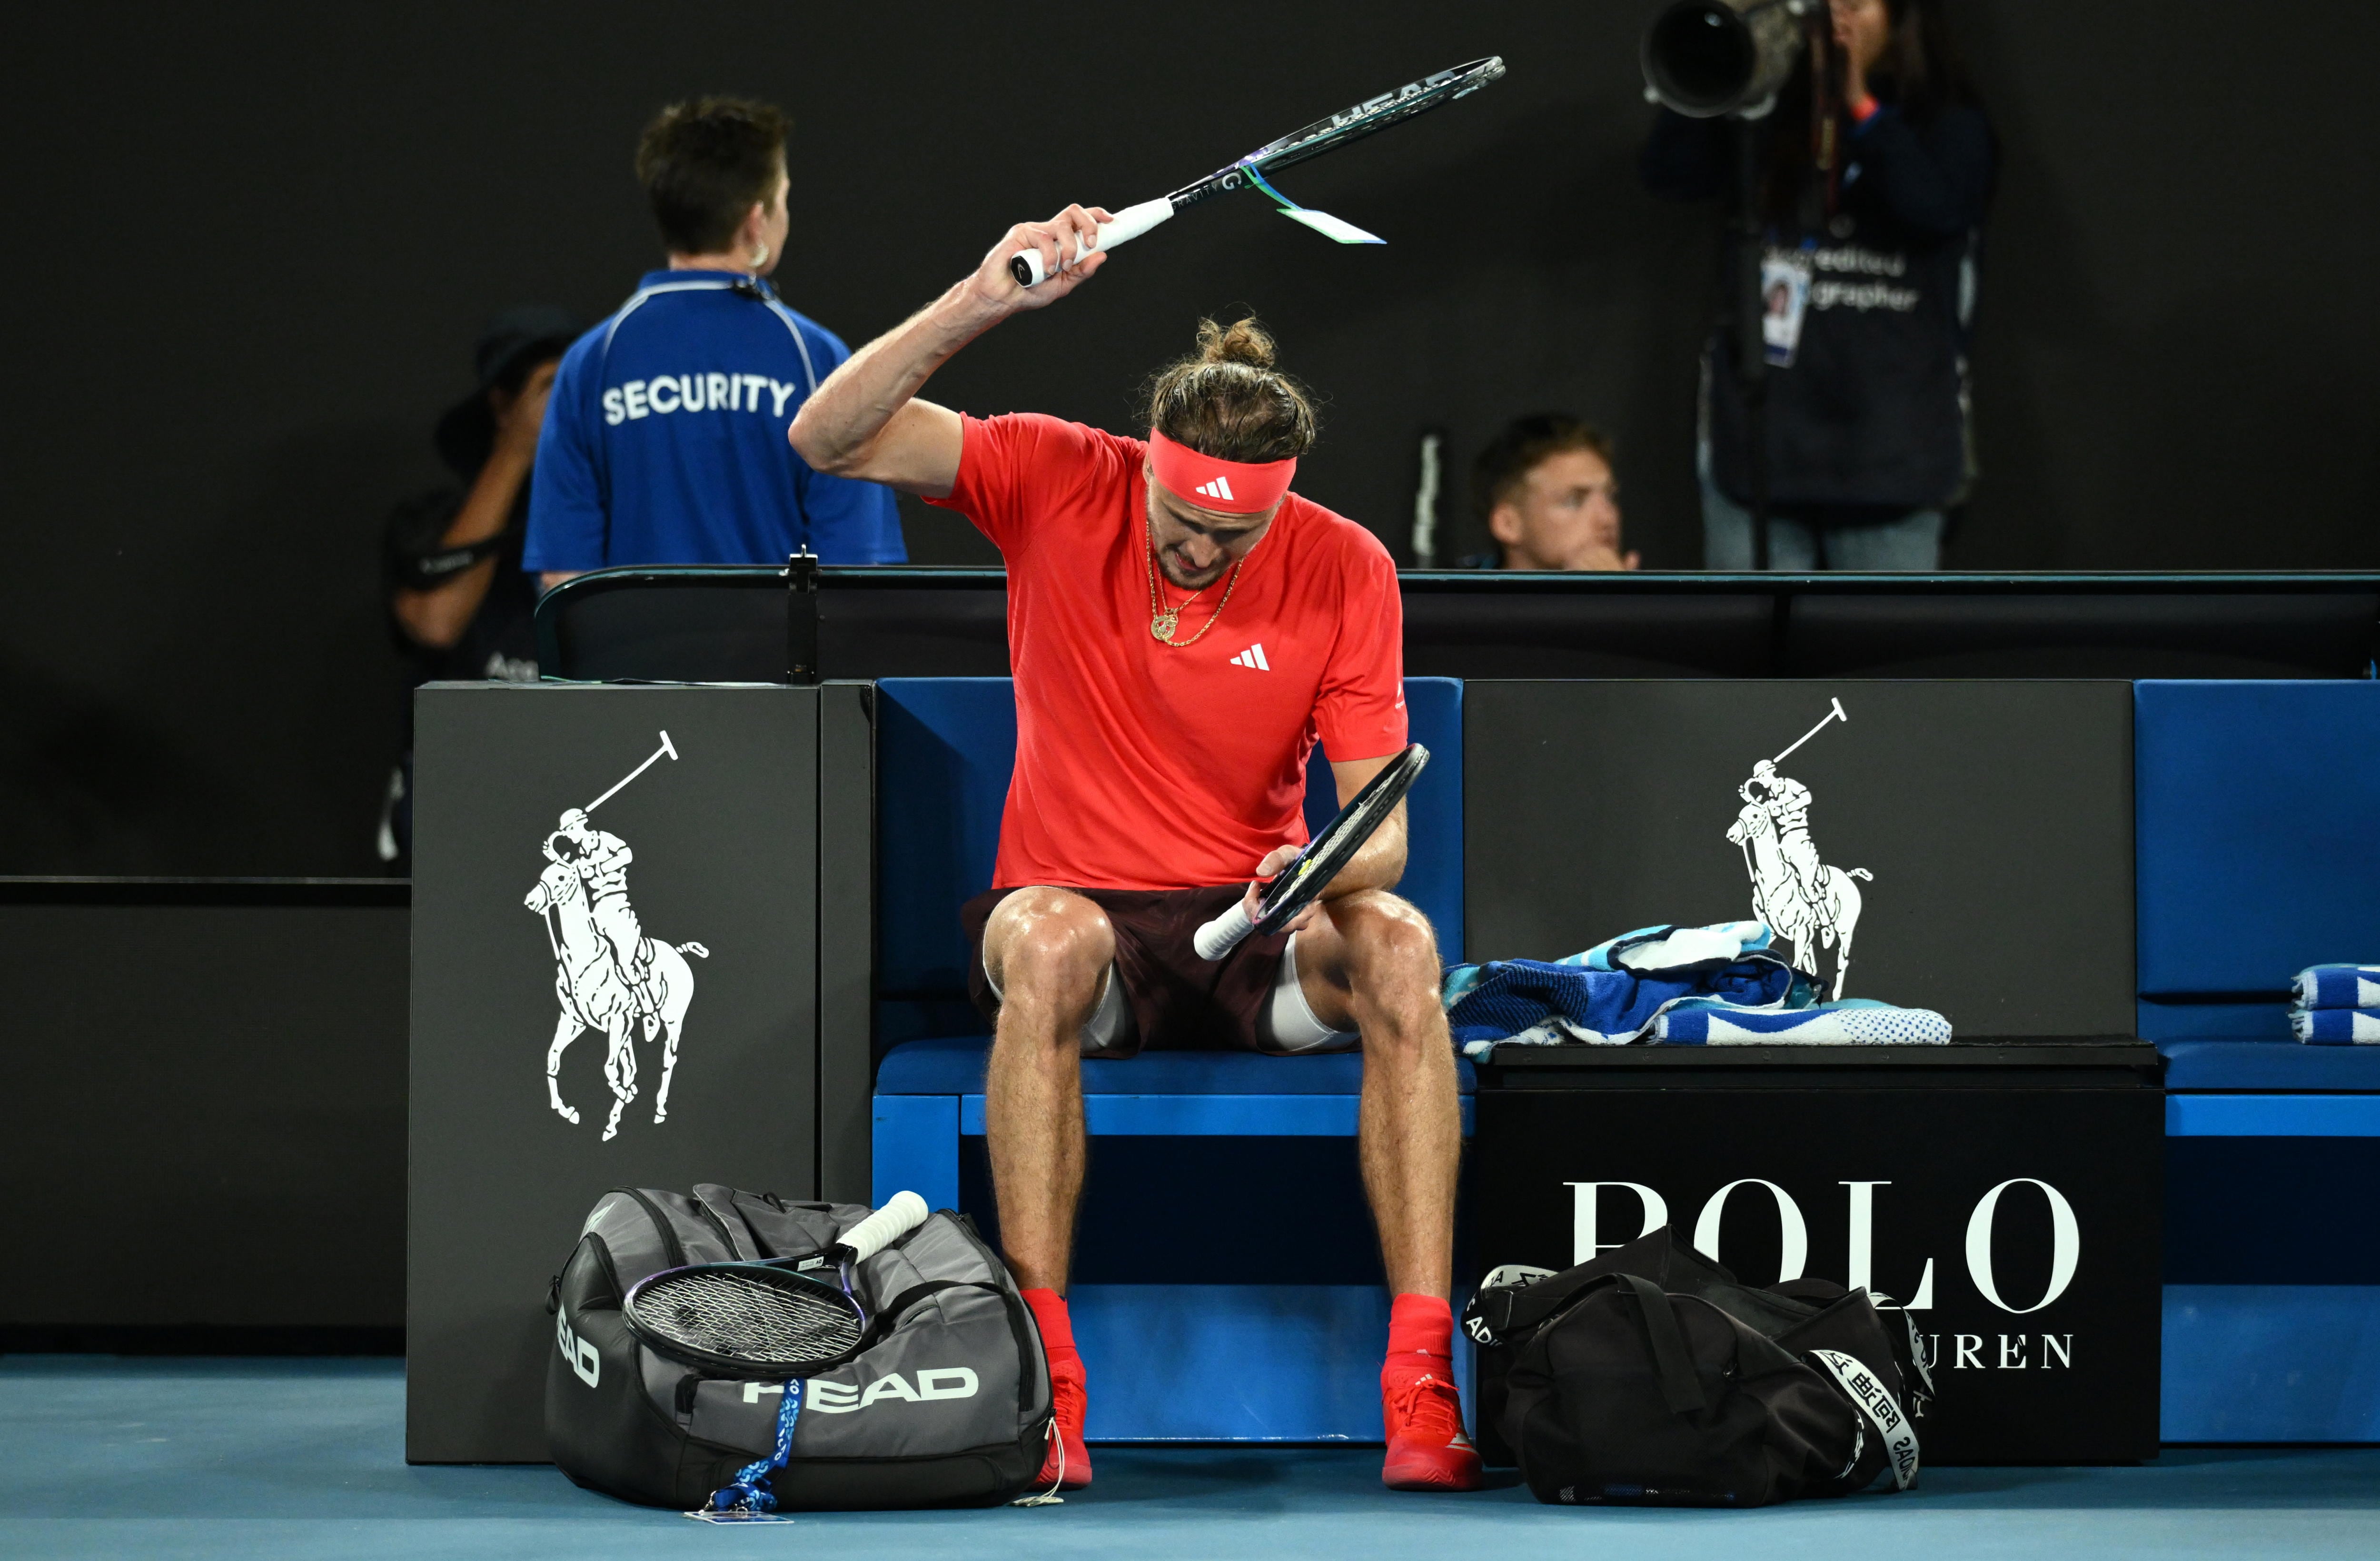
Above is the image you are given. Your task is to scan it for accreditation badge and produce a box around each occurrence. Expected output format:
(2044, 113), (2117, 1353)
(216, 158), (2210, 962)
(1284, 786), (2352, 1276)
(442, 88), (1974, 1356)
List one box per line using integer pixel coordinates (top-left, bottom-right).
(1761, 248), (1814, 367)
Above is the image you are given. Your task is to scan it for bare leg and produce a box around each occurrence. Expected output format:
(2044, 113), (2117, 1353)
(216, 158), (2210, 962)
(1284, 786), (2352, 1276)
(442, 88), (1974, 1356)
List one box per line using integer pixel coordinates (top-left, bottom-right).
(980, 888), (1115, 1293)
(1294, 891), (1460, 1299)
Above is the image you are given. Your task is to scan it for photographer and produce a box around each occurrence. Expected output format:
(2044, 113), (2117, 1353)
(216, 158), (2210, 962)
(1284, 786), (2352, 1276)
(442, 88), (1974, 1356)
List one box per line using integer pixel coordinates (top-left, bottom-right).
(379, 306), (580, 861)
(1644, 0), (1994, 570)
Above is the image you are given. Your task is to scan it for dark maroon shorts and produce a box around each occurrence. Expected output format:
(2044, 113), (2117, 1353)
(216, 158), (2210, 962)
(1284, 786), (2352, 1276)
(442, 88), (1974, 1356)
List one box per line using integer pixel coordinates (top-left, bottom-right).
(962, 885), (1298, 1055)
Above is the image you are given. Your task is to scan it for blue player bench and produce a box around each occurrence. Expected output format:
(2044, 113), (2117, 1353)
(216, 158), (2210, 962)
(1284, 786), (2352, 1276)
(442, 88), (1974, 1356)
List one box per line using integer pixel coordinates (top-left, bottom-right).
(869, 676), (1470, 1441)
(2137, 680), (2380, 1442)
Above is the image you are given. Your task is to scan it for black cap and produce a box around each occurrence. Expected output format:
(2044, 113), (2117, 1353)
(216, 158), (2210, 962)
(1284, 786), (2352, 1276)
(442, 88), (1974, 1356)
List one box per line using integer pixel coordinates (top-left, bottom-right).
(434, 304), (585, 477)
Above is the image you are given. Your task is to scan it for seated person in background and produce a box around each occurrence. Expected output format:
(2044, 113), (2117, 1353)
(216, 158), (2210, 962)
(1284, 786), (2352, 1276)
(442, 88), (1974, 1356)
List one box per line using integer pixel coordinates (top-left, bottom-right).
(1461, 414), (1640, 571)
(526, 96), (904, 588)
(378, 306), (580, 861)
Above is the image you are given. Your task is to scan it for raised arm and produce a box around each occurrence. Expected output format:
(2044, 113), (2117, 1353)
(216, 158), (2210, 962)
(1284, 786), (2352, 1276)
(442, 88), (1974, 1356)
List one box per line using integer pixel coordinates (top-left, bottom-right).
(789, 206), (1112, 497)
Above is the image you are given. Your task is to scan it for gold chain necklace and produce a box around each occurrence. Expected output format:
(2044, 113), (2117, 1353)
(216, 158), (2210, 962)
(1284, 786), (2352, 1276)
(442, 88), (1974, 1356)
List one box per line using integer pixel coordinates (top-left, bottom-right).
(1145, 521), (1244, 646)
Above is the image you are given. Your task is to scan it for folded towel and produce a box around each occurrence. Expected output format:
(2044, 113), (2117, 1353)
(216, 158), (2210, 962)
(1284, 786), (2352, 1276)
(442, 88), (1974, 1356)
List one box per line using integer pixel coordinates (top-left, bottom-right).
(1579, 921), (1776, 973)
(2292, 965), (2380, 1011)
(1446, 922), (1803, 1059)
(2292, 1007), (2380, 1044)
(1656, 998), (1952, 1045)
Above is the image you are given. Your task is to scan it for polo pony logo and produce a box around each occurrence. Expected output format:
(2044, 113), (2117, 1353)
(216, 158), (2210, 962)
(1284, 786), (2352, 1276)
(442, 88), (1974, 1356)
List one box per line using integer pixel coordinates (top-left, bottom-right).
(524, 731), (709, 1141)
(1726, 699), (1872, 999)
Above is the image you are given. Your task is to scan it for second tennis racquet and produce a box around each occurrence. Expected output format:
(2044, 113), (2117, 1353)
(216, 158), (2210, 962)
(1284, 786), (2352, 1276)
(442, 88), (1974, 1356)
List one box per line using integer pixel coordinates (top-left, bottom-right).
(1193, 743), (1430, 960)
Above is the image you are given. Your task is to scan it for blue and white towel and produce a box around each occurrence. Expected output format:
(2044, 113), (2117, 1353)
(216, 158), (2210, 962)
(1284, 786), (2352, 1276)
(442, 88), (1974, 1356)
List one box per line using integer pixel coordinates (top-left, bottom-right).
(1445, 923), (1802, 1059)
(2292, 964), (2380, 1011)
(1656, 998), (1952, 1046)
(2292, 1007), (2380, 1045)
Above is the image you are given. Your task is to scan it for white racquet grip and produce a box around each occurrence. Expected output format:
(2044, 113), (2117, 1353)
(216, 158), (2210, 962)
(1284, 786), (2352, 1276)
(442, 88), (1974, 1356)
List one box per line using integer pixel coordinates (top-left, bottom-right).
(1012, 198), (1174, 286)
(1192, 899), (1256, 962)
(838, 1191), (929, 1263)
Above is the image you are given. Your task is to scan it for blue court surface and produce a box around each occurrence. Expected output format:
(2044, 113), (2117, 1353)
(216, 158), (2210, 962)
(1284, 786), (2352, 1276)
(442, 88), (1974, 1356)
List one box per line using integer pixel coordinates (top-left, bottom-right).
(3, 1358), (2376, 1561)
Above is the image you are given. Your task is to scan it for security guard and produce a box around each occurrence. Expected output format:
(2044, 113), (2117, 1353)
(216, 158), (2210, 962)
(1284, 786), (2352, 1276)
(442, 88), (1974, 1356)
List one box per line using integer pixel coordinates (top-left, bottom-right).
(526, 97), (903, 583)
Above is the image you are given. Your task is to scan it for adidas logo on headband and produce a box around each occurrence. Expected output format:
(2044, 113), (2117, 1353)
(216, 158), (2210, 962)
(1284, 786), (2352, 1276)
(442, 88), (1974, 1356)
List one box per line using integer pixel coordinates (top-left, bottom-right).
(1149, 428), (1295, 514)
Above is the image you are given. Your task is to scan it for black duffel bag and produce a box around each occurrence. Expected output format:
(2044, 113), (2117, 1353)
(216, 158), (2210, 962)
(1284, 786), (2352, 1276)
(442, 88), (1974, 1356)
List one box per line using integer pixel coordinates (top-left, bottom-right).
(546, 1184), (1053, 1511)
(1464, 1226), (1932, 1508)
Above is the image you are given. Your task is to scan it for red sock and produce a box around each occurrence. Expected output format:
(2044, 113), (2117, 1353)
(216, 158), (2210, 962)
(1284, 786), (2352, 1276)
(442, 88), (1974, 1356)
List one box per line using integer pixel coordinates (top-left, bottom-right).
(1386, 1293), (1454, 1368)
(1022, 1288), (1079, 1368)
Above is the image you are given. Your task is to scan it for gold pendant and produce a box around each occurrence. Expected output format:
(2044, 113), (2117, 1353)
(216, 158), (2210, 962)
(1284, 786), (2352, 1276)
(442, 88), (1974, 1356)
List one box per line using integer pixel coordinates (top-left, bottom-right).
(1150, 611), (1179, 643)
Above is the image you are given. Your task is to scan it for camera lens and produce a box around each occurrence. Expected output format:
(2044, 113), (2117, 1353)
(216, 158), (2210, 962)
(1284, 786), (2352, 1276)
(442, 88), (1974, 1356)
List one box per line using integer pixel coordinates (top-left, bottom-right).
(1645, 1), (1756, 114)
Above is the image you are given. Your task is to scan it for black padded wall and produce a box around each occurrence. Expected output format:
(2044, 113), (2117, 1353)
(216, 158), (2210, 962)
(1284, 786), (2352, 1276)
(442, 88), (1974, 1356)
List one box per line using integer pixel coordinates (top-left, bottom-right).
(1462, 679), (2136, 1036)
(407, 682), (821, 1461)
(0, 885), (409, 1339)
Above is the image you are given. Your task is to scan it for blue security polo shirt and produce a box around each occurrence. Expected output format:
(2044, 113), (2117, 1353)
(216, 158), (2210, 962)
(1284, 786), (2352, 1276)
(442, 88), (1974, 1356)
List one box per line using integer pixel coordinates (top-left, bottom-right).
(524, 269), (904, 570)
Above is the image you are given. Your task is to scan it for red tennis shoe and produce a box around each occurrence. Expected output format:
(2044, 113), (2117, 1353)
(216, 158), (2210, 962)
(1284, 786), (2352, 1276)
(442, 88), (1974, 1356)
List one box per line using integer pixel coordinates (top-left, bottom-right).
(1035, 1350), (1093, 1490)
(1021, 1288), (1093, 1491)
(1380, 1361), (1481, 1491)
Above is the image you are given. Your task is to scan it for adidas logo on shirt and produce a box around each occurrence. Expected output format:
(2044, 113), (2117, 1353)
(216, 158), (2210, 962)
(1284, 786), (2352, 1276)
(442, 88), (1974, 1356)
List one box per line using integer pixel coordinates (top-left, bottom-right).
(1228, 644), (1271, 671)
(1195, 475), (1237, 502)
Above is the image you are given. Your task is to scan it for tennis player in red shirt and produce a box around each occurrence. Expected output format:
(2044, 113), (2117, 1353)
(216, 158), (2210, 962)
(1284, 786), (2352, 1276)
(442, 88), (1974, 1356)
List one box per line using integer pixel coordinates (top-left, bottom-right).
(790, 207), (1476, 1494)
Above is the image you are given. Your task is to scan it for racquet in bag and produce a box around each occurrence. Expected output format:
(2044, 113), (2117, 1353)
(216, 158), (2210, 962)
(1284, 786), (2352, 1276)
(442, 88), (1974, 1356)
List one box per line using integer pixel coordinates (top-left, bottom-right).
(623, 1191), (931, 1517)
(1011, 58), (1506, 286)
(1193, 743), (1429, 960)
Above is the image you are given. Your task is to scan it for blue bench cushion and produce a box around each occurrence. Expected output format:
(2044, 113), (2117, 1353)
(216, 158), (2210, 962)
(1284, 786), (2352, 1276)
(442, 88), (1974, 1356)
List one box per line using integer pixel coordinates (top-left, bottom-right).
(2138, 998), (2291, 1043)
(876, 1034), (1477, 1095)
(2136, 680), (2380, 997)
(2161, 1039), (2380, 1092)
(2135, 682), (2380, 1090)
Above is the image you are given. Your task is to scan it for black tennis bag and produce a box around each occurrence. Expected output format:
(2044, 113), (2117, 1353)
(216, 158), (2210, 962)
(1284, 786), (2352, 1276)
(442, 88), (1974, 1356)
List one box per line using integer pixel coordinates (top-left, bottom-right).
(1464, 1226), (1932, 1508)
(545, 1184), (1053, 1510)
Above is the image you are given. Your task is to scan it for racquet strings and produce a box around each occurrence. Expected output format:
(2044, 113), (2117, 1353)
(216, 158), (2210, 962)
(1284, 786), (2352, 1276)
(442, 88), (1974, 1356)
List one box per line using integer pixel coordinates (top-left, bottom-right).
(633, 1268), (862, 1369)
(1319, 783), (1397, 855)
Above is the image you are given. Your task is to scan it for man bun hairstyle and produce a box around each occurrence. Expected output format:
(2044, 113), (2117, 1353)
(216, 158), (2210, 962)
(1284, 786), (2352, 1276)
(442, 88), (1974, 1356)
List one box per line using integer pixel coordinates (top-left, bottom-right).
(635, 96), (790, 256)
(1146, 316), (1319, 464)
(1472, 412), (1616, 523)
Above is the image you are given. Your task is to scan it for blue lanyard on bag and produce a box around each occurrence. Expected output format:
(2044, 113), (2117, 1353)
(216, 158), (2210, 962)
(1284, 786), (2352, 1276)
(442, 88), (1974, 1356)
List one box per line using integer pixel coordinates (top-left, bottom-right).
(707, 1378), (802, 1515)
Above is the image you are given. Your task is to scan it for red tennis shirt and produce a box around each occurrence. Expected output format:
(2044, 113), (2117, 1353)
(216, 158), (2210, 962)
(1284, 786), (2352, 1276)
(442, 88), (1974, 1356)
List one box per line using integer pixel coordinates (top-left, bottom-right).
(926, 413), (1406, 892)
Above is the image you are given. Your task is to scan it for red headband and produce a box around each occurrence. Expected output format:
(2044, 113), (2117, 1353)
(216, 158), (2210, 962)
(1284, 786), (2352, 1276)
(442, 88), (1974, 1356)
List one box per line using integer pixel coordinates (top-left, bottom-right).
(1147, 429), (1297, 516)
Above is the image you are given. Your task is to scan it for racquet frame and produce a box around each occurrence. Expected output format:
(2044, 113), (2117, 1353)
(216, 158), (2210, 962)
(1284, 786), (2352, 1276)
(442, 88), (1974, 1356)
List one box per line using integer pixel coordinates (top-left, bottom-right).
(1193, 743), (1430, 959)
(1011, 57), (1506, 286)
(620, 1192), (929, 1380)
(1165, 57), (1507, 214)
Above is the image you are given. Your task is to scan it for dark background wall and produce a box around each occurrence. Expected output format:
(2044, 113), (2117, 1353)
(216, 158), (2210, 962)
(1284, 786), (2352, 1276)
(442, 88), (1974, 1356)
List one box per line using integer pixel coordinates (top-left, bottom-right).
(0, 886), (408, 1338)
(6, 1), (2377, 876)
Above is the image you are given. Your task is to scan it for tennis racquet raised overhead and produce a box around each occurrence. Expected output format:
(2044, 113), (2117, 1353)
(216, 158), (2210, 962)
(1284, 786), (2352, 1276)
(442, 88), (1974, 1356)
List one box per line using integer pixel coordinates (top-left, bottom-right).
(1011, 58), (1507, 287)
(1193, 743), (1430, 960)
